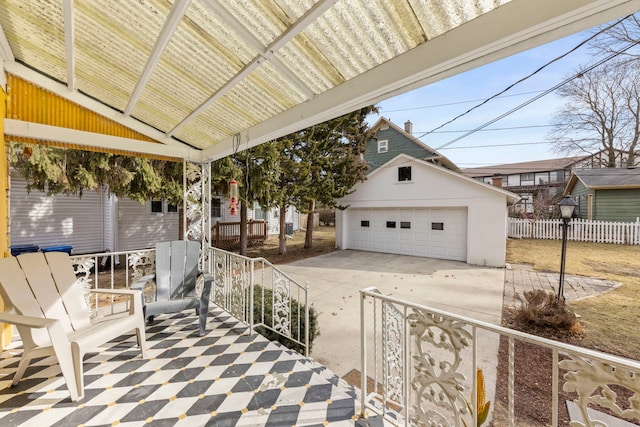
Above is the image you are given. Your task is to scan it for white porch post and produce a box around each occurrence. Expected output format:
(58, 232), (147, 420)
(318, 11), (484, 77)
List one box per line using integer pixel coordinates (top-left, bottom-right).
(183, 161), (211, 270)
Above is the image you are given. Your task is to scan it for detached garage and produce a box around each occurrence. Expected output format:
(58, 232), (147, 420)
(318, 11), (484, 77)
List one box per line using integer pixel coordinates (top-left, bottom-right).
(336, 154), (519, 267)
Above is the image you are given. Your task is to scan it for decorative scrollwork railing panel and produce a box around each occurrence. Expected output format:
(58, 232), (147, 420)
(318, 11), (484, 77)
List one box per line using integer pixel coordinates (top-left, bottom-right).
(360, 287), (640, 427)
(560, 354), (640, 427)
(407, 308), (474, 427)
(208, 247), (310, 356)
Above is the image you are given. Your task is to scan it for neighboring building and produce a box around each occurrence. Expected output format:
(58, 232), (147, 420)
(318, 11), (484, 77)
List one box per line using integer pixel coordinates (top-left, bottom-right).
(210, 196), (300, 237)
(564, 168), (640, 222)
(365, 118), (459, 173)
(462, 157), (587, 216)
(9, 173), (299, 254)
(9, 173), (179, 254)
(336, 119), (518, 267)
(462, 150), (640, 217)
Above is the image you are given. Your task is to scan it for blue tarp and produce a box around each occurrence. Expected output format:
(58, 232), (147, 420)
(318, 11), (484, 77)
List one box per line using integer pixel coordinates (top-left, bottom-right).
(40, 245), (73, 255)
(10, 245), (39, 256)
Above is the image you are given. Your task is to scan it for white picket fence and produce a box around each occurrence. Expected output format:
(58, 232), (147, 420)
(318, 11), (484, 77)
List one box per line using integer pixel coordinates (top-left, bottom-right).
(508, 217), (640, 245)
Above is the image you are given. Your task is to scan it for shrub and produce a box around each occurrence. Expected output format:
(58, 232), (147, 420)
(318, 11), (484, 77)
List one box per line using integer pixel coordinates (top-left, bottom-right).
(318, 208), (335, 226)
(251, 285), (319, 353)
(514, 290), (579, 333)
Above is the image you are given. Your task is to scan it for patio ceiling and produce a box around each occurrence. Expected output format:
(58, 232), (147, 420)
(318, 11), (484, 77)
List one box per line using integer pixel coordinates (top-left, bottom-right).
(1, 0), (639, 163)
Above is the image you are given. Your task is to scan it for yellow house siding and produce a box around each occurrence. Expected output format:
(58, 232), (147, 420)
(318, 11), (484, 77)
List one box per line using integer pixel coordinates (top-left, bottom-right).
(5, 75), (178, 161)
(1, 84), (12, 348)
(6, 74), (156, 142)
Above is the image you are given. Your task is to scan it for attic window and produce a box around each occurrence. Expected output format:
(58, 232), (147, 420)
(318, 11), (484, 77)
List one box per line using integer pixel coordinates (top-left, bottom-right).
(377, 140), (388, 153)
(398, 166), (412, 182)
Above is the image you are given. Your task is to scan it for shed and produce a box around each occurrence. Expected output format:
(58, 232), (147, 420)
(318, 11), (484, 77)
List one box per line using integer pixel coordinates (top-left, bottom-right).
(564, 168), (640, 222)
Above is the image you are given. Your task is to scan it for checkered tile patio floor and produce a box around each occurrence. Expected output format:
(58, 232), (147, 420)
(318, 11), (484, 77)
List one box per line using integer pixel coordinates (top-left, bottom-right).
(0, 308), (383, 426)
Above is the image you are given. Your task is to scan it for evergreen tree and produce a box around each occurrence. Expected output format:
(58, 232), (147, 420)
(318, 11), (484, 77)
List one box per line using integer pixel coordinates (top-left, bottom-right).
(210, 142), (281, 255)
(284, 106), (376, 249)
(9, 142), (183, 203)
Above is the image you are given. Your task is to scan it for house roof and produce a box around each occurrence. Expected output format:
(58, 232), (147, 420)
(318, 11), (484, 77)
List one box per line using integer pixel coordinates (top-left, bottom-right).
(366, 117), (459, 173)
(566, 168), (640, 192)
(368, 153), (521, 204)
(461, 156), (588, 178)
(1, 1), (634, 162)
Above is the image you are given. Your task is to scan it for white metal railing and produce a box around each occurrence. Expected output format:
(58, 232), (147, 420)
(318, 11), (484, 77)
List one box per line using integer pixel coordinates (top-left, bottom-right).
(70, 249), (155, 316)
(70, 247), (311, 356)
(508, 217), (640, 245)
(208, 247), (310, 356)
(360, 287), (640, 427)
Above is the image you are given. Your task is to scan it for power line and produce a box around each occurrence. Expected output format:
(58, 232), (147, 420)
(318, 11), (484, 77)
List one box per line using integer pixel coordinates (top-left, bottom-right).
(419, 14), (633, 140)
(439, 141), (555, 150)
(383, 91), (545, 112)
(414, 124), (554, 134)
(436, 39), (640, 150)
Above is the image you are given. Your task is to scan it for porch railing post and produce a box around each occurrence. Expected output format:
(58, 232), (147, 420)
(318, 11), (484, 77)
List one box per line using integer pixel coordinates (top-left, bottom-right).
(360, 289), (367, 418)
(304, 281), (310, 357)
(249, 259), (254, 330)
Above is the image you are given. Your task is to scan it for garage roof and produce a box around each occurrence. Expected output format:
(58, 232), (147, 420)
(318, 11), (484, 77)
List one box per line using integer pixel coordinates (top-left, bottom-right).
(1, 0), (638, 162)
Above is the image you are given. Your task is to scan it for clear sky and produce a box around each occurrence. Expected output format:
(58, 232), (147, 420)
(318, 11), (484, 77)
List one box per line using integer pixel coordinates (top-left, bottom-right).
(368, 28), (600, 169)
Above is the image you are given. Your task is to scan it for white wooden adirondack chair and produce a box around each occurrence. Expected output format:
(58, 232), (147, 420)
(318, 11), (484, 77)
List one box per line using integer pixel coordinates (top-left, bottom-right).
(133, 240), (212, 336)
(0, 251), (147, 401)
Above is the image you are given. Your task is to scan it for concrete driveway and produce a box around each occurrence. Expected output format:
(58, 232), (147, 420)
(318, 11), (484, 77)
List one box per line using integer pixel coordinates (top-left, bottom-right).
(279, 250), (506, 378)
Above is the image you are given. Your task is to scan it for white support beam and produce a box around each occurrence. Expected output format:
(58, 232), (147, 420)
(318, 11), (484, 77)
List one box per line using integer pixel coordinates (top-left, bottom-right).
(167, 54), (264, 137)
(0, 23), (13, 90)
(4, 119), (201, 161)
(4, 61), (199, 155)
(266, 0), (337, 54)
(202, 0), (640, 161)
(202, 0), (315, 100)
(63, 0), (76, 91)
(0, 23), (14, 63)
(125, 0), (192, 116)
(170, 0), (336, 136)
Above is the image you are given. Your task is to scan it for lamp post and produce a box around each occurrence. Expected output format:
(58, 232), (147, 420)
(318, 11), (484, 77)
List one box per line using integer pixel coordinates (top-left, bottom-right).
(557, 195), (578, 301)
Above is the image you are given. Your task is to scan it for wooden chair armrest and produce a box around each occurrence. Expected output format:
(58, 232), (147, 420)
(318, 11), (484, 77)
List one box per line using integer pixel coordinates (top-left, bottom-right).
(0, 313), (58, 329)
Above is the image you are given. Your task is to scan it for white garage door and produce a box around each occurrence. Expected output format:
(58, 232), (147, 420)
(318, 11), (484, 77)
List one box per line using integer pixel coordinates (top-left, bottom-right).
(346, 208), (467, 261)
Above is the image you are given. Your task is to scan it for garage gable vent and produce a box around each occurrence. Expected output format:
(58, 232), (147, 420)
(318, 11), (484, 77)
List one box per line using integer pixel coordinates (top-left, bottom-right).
(398, 166), (412, 182)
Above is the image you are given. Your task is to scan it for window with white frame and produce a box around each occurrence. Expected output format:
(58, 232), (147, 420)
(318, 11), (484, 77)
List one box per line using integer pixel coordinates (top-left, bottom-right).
(377, 139), (388, 153)
(254, 202), (267, 220)
(520, 173), (535, 185)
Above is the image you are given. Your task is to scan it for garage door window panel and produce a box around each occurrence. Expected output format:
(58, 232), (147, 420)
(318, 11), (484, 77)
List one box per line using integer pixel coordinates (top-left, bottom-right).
(432, 222), (444, 230)
(346, 208), (466, 262)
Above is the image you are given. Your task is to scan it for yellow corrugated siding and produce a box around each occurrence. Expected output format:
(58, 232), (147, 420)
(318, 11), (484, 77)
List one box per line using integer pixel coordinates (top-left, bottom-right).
(5, 74), (180, 161)
(8, 74), (160, 138)
(0, 85), (8, 258)
(1, 85), (12, 349)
